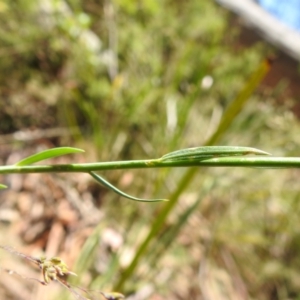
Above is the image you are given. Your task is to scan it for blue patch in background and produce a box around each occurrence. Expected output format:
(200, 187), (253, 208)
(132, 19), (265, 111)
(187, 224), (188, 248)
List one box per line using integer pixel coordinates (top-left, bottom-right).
(258, 0), (300, 30)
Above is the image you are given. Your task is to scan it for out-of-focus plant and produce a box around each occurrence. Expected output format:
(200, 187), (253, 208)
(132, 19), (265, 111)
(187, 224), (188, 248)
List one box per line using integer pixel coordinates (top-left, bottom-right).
(0, 246), (124, 300)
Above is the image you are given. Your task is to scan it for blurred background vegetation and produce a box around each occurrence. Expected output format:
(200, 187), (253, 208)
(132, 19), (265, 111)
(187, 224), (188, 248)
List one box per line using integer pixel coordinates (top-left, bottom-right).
(1, 0), (300, 299)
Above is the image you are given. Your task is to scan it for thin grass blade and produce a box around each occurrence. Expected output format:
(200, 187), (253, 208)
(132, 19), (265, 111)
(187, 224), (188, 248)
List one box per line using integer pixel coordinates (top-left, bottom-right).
(89, 172), (167, 202)
(15, 147), (85, 166)
(208, 58), (272, 144)
(72, 224), (102, 281)
(147, 197), (203, 271)
(0, 184), (7, 189)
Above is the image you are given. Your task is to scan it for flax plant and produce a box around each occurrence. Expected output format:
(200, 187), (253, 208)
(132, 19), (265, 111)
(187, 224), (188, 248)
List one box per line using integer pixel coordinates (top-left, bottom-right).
(0, 59), (286, 300)
(1, 0), (297, 299)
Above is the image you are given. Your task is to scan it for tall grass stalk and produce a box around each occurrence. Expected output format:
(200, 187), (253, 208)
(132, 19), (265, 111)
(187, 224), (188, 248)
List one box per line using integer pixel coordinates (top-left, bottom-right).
(113, 58), (271, 290)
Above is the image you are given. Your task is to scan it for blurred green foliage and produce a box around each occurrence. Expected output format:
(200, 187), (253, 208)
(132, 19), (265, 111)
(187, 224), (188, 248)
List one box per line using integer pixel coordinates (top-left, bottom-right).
(1, 0), (300, 299)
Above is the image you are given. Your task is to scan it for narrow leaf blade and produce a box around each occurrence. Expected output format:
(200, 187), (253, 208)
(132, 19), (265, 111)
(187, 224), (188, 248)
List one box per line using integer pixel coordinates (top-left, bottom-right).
(89, 172), (167, 202)
(0, 184), (7, 189)
(16, 147), (85, 166)
(161, 146), (270, 162)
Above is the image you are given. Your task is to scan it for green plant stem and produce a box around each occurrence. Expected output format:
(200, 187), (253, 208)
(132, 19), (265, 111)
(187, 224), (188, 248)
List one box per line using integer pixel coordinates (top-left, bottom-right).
(2, 156), (300, 175)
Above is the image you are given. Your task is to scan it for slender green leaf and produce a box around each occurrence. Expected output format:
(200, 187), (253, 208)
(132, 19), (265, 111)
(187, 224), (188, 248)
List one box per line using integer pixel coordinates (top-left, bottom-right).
(0, 184), (7, 189)
(161, 146), (270, 162)
(15, 147), (85, 166)
(89, 172), (168, 202)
